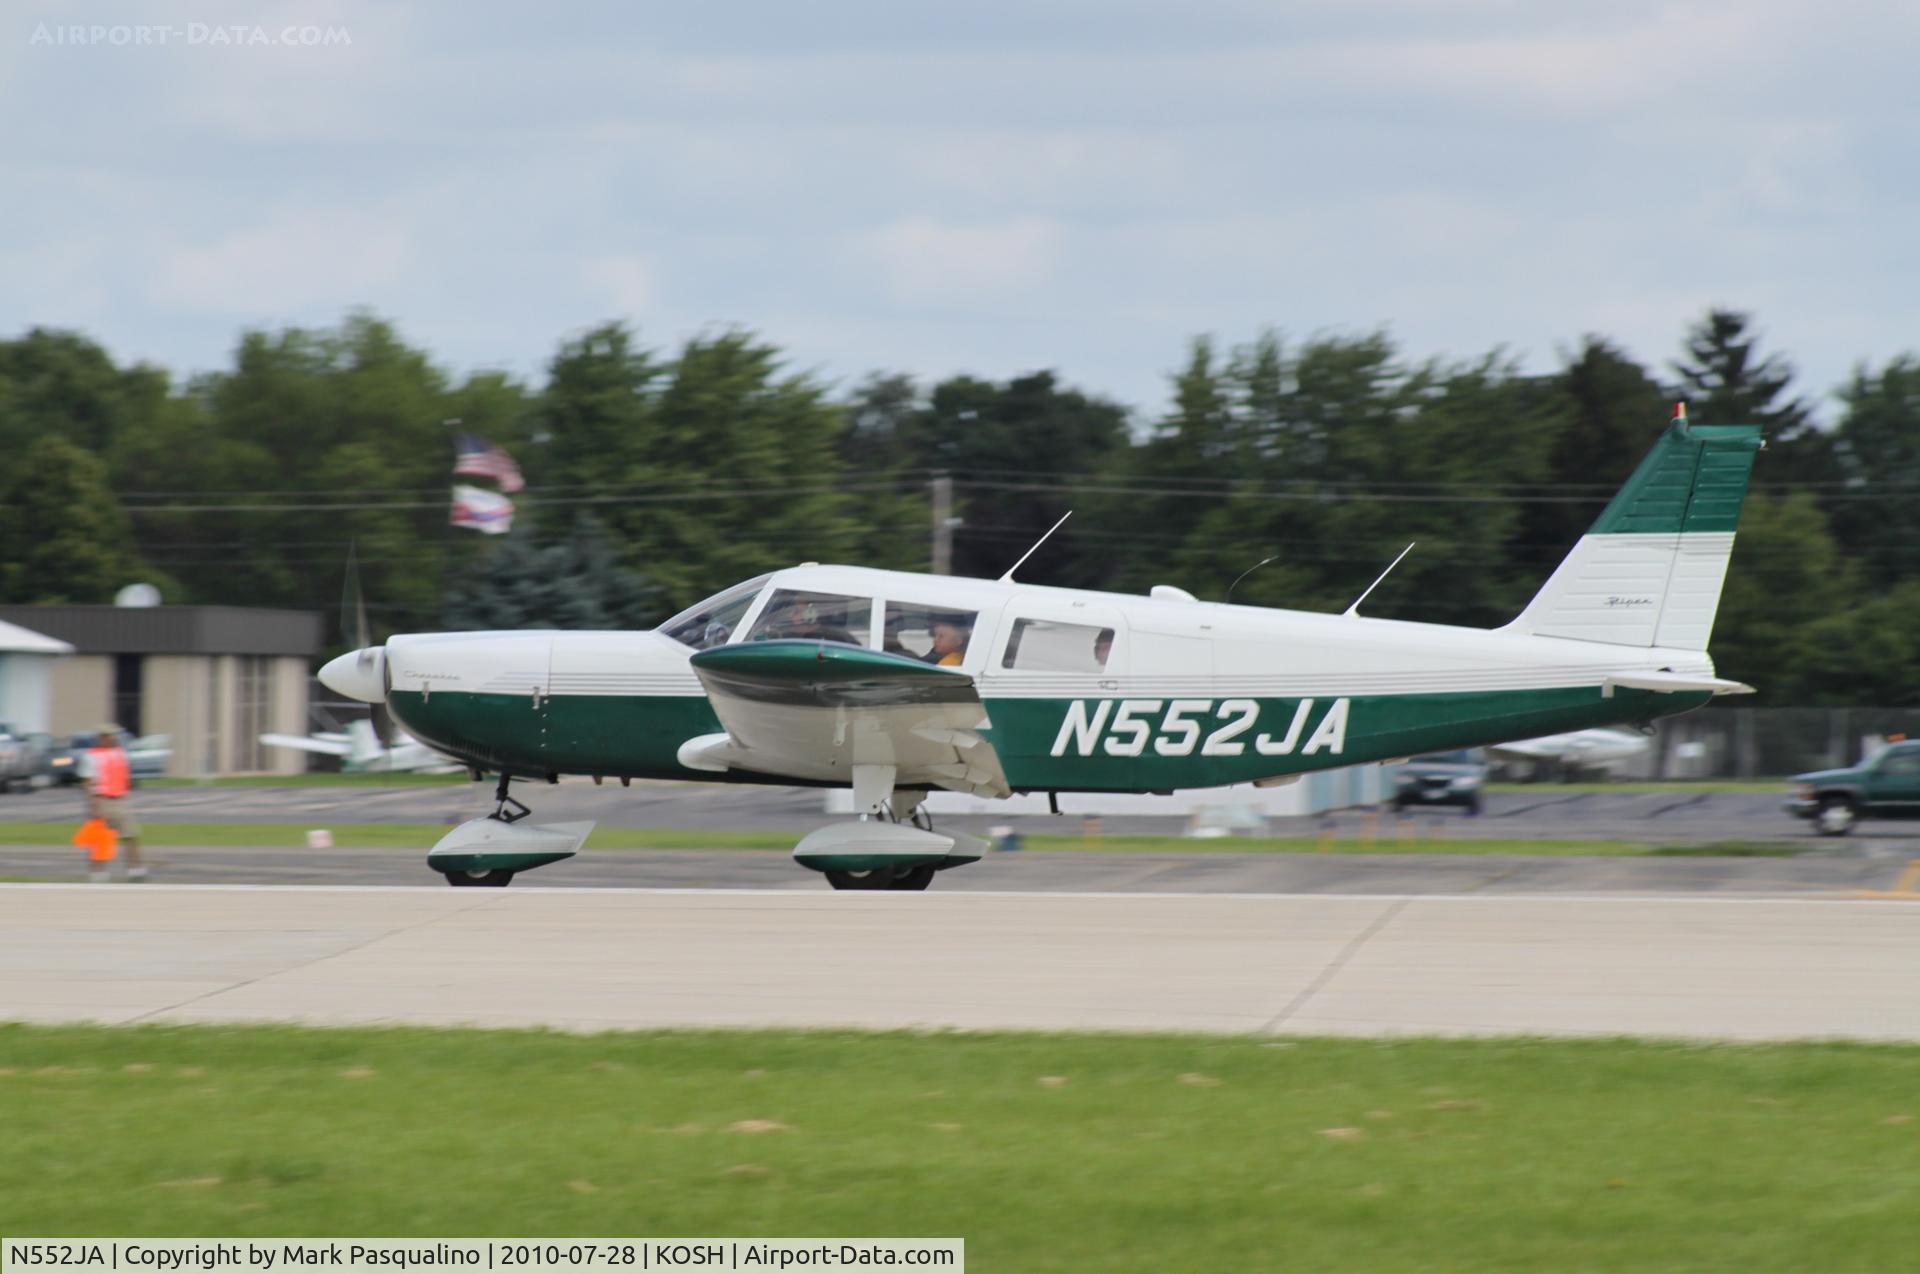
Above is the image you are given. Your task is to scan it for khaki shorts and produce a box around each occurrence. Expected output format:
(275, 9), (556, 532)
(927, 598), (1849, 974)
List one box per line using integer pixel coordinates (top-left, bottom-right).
(91, 796), (141, 839)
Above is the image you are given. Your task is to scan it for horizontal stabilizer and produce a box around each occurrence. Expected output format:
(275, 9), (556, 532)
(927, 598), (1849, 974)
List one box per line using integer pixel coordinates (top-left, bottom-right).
(1602, 671), (1754, 697)
(260, 732), (354, 758)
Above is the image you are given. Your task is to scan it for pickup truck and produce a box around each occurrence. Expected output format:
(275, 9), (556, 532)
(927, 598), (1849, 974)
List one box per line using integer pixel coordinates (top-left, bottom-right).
(1785, 740), (1920, 835)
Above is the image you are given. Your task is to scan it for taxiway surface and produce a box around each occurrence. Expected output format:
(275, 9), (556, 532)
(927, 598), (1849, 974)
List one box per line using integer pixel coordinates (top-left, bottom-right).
(0, 779), (1846, 845)
(2, 841), (1916, 896)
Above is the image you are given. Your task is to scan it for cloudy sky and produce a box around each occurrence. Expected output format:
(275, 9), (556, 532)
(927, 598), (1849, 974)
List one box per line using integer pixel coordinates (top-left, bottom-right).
(5, 0), (1916, 421)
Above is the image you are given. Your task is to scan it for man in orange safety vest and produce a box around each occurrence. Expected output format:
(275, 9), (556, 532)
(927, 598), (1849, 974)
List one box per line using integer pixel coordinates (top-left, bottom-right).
(83, 725), (145, 882)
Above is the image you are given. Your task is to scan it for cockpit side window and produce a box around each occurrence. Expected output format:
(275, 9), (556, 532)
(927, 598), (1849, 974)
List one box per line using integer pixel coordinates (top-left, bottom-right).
(658, 575), (771, 650)
(884, 602), (978, 668)
(743, 590), (875, 646)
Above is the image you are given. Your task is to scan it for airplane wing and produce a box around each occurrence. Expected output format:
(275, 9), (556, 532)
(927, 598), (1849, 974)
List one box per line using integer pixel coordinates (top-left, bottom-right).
(684, 640), (1011, 798)
(260, 732), (355, 758)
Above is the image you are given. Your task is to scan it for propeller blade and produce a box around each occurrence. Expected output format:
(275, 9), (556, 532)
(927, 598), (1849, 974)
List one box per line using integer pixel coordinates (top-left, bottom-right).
(342, 542), (374, 666)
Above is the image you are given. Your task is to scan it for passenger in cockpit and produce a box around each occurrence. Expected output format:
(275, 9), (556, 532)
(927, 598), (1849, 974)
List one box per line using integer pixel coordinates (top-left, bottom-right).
(926, 615), (970, 667)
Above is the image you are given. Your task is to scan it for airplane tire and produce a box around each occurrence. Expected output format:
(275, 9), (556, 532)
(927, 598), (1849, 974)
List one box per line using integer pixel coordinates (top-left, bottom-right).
(888, 864), (937, 891)
(446, 869), (516, 887)
(825, 867), (897, 890)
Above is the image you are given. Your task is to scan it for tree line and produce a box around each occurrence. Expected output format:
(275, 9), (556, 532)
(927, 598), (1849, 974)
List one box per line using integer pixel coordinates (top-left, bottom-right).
(0, 309), (1914, 706)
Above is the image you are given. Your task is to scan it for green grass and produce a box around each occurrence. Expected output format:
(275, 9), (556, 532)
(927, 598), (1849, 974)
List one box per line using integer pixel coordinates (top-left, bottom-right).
(2, 1024), (1917, 1271)
(0, 821), (1805, 856)
(1648, 840), (1804, 858)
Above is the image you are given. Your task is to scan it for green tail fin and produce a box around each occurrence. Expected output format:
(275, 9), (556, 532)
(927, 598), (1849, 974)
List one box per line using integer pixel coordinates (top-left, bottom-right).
(1509, 415), (1763, 650)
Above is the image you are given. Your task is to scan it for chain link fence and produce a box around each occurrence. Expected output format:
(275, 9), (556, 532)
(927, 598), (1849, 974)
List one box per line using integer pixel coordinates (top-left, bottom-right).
(1624, 707), (1920, 779)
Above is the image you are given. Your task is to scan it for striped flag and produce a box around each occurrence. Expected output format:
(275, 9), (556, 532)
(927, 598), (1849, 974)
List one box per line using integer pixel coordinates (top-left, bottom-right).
(451, 433), (525, 492)
(450, 484), (514, 534)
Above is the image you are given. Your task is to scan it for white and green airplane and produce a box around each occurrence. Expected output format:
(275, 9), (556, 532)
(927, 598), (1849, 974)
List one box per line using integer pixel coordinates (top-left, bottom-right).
(321, 409), (1762, 890)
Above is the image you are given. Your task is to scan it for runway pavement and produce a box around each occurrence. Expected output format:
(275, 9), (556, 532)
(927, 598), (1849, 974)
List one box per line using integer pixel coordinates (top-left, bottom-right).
(5, 884), (1918, 1041)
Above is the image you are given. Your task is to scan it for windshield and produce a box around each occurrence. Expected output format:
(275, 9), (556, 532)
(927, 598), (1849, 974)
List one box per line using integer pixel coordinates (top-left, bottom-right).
(745, 589), (874, 645)
(658, 575), (772, 650)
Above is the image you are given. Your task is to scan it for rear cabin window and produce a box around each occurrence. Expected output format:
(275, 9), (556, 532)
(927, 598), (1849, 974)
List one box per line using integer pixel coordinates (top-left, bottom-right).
(1001, 618), (1113, 672)
(744, 589), (874, 646)
(884, 603), (978, 668)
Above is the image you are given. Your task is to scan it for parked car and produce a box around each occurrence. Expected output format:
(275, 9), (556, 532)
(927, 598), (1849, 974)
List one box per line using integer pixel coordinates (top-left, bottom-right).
(45, 732), (89, 785)
(1785, 739), (1920, 835)
(1391, 749), (1487, 814)
(0, 726), (49, 793)
(127, 733), (172, 782)
(41, 736), (80, 786)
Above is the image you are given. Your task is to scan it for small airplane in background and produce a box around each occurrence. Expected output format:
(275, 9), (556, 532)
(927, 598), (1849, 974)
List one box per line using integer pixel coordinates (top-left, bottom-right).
(1489, 727), (1652, 777)
(260, 719), (459, 774)
(320, 407), (1763, 890)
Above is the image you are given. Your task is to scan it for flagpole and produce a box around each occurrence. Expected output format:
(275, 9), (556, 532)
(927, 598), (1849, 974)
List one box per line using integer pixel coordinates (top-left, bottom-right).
(440, 419), (461, 628)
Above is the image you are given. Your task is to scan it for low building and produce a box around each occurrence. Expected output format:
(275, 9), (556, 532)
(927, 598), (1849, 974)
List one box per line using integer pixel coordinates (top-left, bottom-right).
(0, 617), (75, 734)
(0, 605), (322, 776)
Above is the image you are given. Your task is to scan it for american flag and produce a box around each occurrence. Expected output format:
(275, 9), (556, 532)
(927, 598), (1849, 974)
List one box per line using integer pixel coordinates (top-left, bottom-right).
(451, 433), (525, 492)
(450, 484), (515, 535)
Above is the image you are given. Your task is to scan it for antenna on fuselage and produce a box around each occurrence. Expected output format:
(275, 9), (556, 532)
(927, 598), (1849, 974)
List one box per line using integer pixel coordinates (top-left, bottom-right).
(997, 511), (1073, 583)
(1225, 555), (1280, 605)
(1342, 542), (1415, 617)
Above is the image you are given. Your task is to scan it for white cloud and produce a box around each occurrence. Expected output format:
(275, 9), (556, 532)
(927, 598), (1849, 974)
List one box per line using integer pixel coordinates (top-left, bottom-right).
(149, 208), (413, 313)
(1237, 3), (1833, 119)
(587, 254), (655, 312)
(866, 216), (1064, 304)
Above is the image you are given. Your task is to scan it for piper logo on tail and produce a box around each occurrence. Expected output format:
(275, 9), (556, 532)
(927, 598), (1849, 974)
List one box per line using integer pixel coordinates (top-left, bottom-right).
(1049, 697), (1349, 759)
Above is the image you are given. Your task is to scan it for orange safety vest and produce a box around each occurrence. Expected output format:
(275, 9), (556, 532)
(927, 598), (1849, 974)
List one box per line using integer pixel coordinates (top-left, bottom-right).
(89, 746), (130, 798)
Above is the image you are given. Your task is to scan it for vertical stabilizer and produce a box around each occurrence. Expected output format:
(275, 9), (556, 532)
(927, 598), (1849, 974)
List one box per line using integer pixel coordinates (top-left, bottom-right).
(1507, 411), (1763, 650)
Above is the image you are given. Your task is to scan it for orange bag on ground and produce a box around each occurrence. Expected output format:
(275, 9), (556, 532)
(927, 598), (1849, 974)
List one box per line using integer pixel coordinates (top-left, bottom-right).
(74, 818), (118, 863)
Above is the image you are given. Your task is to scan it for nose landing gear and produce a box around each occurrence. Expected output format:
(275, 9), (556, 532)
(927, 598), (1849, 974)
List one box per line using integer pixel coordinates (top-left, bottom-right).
(428, 771), (593, 887)
(489, 771), (530, 825)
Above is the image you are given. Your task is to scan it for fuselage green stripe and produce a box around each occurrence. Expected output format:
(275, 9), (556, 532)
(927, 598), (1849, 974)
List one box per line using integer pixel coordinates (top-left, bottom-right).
(388, 685), (1702, 792)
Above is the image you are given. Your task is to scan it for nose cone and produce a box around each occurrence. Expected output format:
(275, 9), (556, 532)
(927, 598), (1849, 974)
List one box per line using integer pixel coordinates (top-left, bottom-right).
(320, 646), (388, 703)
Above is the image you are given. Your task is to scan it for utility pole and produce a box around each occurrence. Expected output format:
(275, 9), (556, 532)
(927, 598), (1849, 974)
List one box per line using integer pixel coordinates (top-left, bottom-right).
(931, 472), (953, 575)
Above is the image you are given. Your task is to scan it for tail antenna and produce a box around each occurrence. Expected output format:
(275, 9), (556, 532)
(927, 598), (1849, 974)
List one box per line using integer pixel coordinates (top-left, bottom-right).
(1342, 542), (1415, 618)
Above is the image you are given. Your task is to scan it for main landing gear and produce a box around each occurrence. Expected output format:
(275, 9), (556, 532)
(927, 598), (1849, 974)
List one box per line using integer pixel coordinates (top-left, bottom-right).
(797, 766), (987, 892)
(824, 802), (941, 892)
